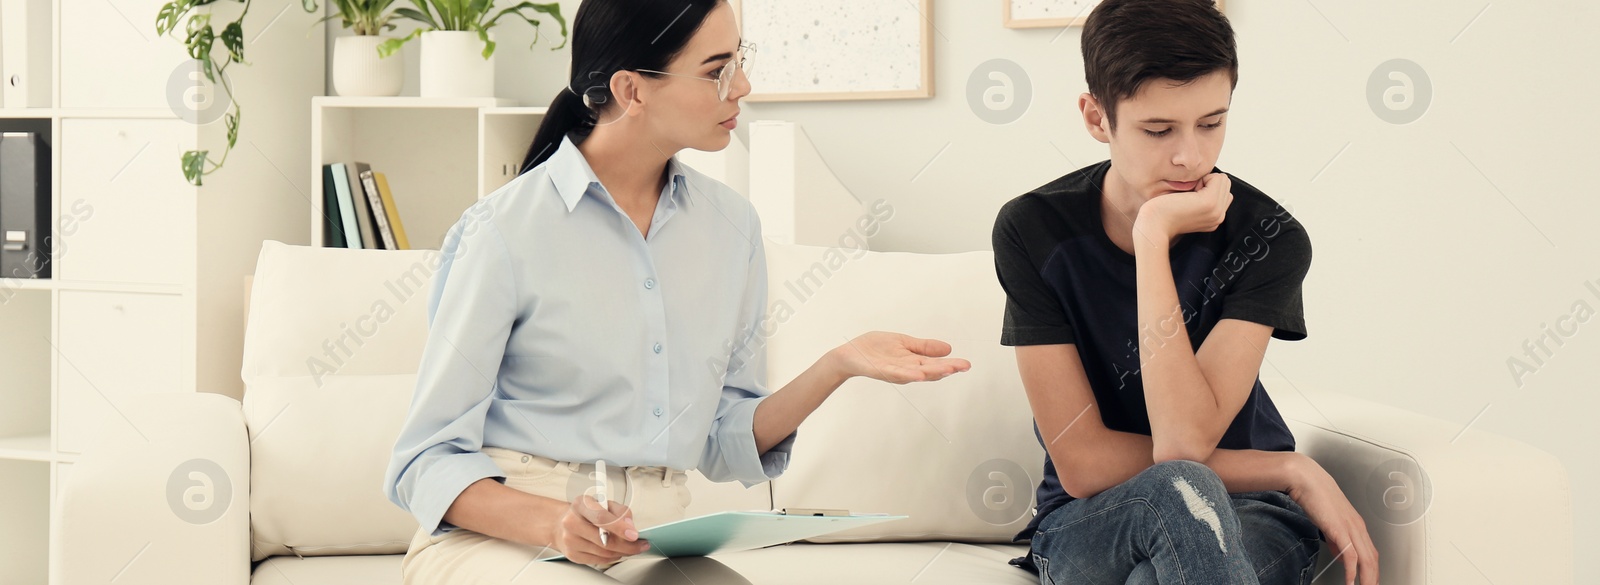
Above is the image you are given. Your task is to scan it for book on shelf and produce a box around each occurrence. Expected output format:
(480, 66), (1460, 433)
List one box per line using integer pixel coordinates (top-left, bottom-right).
(321, 165), (347, 248)
(341, 163), (378, 249)
(322, 162), (410, 250)
(372, 172), (410, 250)
(356, 163), (398, 250)
(325, 163), (361, 250)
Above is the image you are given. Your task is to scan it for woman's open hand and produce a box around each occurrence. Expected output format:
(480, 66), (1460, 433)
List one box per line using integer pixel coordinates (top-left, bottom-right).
(831, 331), (972, 384)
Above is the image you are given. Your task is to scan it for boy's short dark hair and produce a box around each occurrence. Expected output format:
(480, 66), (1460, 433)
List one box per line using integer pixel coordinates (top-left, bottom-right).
(1082, 0), (1239, 130)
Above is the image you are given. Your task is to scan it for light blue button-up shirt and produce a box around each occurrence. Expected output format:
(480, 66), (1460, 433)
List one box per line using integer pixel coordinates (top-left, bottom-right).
(384, 135), (795, 537)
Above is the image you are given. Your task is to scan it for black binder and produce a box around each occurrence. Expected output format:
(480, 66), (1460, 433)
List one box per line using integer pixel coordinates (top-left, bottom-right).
(0, 131), (49, 279)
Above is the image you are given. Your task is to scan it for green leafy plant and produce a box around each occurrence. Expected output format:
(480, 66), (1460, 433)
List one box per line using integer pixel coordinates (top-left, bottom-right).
(378, 0), (569, 60)
(316, 0), (403, 35)
(156, 0), (329, 186)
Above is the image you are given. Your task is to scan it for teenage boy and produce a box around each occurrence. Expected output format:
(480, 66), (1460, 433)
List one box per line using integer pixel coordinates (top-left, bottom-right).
(992, 1), (1378, 584)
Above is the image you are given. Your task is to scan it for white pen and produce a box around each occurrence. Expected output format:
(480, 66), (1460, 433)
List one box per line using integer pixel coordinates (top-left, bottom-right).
(594, 459), (609, 546)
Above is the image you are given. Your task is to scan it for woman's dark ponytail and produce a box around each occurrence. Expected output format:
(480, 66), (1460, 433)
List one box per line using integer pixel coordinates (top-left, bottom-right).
(523, 87), (595, 171)
(519, 0), (724, 174)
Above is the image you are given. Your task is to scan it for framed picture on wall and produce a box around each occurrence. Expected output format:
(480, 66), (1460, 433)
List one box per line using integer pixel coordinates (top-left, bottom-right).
(1004, 0), (1225, 29)
(732, 0), (934, 102)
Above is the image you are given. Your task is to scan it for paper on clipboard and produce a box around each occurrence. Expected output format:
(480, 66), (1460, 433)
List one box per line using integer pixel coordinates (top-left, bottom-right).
(540, 510), (907, 561)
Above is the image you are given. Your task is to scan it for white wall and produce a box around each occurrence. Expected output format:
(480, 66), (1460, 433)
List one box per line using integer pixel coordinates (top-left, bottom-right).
(331, 1), (1599, 580)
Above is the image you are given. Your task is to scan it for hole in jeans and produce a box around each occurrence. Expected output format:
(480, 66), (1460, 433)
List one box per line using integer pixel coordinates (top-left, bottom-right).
(1172, 476), (1228, 553)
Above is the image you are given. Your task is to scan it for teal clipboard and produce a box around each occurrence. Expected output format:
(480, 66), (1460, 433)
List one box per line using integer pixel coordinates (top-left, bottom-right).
(540, 510), (908, 561)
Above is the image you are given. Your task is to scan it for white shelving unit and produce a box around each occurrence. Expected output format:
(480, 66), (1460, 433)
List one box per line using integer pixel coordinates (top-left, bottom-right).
(311, 97), (546, 249)
(0, 1), (324, 584)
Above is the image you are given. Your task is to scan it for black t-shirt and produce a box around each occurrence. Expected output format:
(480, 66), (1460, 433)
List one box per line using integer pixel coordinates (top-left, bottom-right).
(993, 160), (1310, 543)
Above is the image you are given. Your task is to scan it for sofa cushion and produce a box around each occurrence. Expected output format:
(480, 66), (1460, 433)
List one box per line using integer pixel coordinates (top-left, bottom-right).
(241, 241), (770, 561)
(242, 242), (439, 560)
(245, 375), (419, 560)
(251, 554), (401, 585)
(761, 243), (1044, 543)
(241, 241), (437, 381)
(247, 543), (1036, 585)
(606, 543), (1035, 585)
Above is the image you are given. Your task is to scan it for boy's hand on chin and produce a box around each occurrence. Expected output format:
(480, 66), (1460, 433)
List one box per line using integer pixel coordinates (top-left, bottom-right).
(1134, 172), (1234, 243)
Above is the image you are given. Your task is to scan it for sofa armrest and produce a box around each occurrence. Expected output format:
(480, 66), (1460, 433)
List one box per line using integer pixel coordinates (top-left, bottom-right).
(56, 393), (252, 585)
(1266, 381), (1572, 585)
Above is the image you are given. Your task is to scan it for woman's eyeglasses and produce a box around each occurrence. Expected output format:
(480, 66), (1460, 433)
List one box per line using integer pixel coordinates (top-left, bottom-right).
(637, 42), (757, 101)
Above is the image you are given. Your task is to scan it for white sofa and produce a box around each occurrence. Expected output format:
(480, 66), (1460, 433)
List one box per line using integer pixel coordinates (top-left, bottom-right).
(56, 240), (1573, 584)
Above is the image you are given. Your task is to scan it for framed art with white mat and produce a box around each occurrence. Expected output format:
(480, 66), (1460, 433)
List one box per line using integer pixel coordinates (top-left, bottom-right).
(1003, 0), (1225, 29)
(732, 0), (934, 102)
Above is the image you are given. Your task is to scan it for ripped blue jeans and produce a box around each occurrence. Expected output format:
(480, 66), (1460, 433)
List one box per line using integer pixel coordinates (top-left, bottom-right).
(1026, 460), (1321, 585)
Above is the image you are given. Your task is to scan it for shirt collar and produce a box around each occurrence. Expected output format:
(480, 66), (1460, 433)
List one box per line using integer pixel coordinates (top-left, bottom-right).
(547, 134), (692, 214)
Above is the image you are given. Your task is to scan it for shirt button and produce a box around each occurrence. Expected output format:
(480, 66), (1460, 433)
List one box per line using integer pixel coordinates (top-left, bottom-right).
(644, 278), (655, 290)
(653, 342), (663, 354)
(653, 407), (665, 417)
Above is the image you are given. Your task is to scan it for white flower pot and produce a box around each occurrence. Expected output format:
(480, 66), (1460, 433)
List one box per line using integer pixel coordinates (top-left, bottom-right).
(419, 31), (496, 98)
(331, 35), (403, 97)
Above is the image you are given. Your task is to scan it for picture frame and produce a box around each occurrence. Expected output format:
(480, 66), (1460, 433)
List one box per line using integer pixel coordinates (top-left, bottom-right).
(732, 0), (935, 102)
(1003, 0), (1225, 29)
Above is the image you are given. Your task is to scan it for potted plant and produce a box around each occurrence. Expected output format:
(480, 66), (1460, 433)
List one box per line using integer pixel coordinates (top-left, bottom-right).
(155, 0), (366, 184)
(159, 0), (319, 185)
(323, 0), (406, 96)
(380, 0), (568, 98)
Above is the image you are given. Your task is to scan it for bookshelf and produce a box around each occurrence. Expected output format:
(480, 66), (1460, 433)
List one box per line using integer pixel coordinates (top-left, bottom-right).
(311, 97), (547, 250)
(0, 1), (324, 584)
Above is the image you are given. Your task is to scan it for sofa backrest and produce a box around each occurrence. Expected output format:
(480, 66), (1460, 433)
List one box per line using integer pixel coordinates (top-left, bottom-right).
(240, 242), (436, 560)
(239, 242), (774, 560)
(238, 239), (1041, 559)
(760, 243), (1043, 544)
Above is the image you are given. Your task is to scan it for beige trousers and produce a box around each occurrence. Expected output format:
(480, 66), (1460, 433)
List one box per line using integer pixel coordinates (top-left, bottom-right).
(399, 447), (692, 585)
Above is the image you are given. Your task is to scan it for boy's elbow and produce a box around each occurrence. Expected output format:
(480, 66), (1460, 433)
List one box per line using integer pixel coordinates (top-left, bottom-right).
(1050, 453), (1109, 499)
(1057, 476), (1098, 500)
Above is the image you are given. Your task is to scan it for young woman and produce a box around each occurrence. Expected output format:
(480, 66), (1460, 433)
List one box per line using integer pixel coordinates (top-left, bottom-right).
(382, 0), (970, 583)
